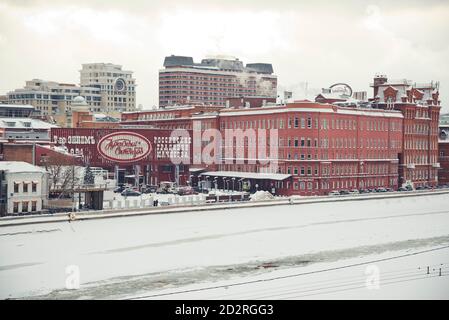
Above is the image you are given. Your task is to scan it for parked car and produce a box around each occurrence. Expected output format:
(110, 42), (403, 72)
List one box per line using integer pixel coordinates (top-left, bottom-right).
(113, 185), (126, 193)
(415, 185), (425, 190)
(157, 181), (177, 194)
(398, 186), (409, 192)
(176, 186), (194, 196)
(349, 189), (359, 195)
(385, 188), (394, 192)
(339, 190), (350, 195)
(375, 187), (387, 192)
(328, 191), (340, 196)
(192, 186), (206, 194)
(359, 189), (370, 194)
(142, 185), (158, 193)
(121, 189), (141, 197)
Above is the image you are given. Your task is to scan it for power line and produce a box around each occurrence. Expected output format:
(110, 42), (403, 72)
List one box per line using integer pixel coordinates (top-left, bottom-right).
(250, 271), (449, 300)
(126, 244), (449, 300)
(274, 273), (449, 299)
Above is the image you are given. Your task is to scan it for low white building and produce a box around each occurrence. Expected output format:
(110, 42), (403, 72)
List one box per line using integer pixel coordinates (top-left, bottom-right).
(0, 117), (57, 141)
(0, 161), (49, 215)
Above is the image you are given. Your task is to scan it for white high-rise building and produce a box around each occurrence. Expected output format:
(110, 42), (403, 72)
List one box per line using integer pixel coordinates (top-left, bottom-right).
(7, 79), (101, 117)
(80, 63), (136, 114)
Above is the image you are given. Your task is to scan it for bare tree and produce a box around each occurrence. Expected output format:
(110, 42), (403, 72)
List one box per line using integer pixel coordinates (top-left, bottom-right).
(40, 153), (82, 197)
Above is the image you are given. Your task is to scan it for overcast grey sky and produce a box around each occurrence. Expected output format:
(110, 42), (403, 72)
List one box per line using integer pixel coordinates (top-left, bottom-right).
(0, 0), (448, 111)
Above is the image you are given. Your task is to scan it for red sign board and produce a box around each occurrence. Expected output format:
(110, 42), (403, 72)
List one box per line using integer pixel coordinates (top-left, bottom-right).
(97, 132), (152, 163)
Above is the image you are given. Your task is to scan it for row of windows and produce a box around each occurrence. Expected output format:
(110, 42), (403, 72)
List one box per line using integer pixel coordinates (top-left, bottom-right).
(12, 201), (38, 213)
(405, 123), (431, 135)
(226, 136), (401, 151)
(161, 89), (256, 97)
(83, 72), (132, 79)
(282, 150), (398, 161)
(285, 163), (392, 176)
(291, 178), (397, 191)
(404, 108), (438, 120)
(160, 74), (236, 82)
(108, 97), (129, 102)
(160, 81), (249, 87)
(405, 154), (438, 165)
(405, 139), (438, 150)
(220, 117), (401, 132)
(9, 94), (101, 101)
(13, 182), (38, 193)
(404, 169), (437, 180)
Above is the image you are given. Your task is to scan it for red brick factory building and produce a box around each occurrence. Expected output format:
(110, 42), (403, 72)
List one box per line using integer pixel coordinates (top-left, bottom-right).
(120, 75), (442, 196)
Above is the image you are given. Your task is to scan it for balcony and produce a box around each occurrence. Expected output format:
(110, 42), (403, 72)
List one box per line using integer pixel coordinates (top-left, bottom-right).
(406, 163), (415, 169)
(433, 163), (441, 168)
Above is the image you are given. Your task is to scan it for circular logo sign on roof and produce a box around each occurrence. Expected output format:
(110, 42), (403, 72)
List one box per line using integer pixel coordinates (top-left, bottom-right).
(329, 83), (353, 97)
(98, 132), (152, 163)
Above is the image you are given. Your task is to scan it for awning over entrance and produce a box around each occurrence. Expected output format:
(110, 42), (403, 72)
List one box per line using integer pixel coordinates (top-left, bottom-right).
(189, 167), (206, 173)
(199, 171), (291, 181)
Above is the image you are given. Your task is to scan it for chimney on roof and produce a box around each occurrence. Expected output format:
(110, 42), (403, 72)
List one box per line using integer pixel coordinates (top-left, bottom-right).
(373, 74), (388, 98)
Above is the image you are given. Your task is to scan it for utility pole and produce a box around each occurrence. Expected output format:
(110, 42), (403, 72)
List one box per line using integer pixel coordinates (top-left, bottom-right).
(175, 165), (180, 186)
(72, 165), (75, 213)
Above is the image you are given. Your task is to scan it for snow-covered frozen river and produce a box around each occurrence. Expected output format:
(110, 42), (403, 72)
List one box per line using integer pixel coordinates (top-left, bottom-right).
(1, 192), (449, 299)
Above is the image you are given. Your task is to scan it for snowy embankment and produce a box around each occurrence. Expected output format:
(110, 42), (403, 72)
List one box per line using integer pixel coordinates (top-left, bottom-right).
(130, 246), (449, 300)
(0, 191), (448, 299)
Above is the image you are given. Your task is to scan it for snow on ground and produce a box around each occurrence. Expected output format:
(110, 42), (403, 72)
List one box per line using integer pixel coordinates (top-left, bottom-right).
(0, 192), (448, 299)
(103, 189), (247, 202)
(250, 191), (275, 201)
(101, 189), (248, 208)
(129, 246), (449, 300)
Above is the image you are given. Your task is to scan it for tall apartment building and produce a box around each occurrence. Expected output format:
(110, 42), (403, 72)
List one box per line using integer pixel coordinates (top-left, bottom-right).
(6, 63), (136, 125)
(159, 55), (277, 107)
(80, 63), (136, 114)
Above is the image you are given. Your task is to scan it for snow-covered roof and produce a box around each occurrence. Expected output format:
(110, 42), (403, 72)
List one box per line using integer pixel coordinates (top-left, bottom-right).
(0, 161), (47, 173)
(0, 117), (58, 129)
(199, 171), (291, 181)
(93, 114), (120, 122)
(316, 93), (347, 101)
